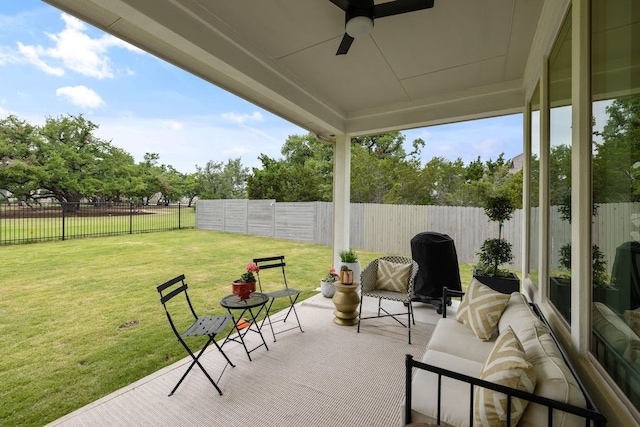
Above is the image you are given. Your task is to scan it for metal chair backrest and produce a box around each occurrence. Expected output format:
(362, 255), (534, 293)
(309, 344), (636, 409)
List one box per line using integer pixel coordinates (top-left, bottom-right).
(157, 274), (198, 336)
(253, 255), (288, 293)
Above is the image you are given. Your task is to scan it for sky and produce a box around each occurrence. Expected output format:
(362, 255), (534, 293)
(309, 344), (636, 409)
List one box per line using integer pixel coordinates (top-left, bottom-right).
(0, 1), (524, 174)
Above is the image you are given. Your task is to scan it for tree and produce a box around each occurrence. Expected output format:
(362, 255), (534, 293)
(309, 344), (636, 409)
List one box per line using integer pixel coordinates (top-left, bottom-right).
(593, 96), (640, 203)
(195, 158), (250, 199)
(0, 115), (41, 201)
(247, 134), (332, 201)
(181, 173), (199, 206)
(351, 132), (423, 203)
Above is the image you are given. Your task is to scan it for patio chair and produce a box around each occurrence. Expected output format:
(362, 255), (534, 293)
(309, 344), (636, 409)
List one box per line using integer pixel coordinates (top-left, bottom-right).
(157, 274), (235, 396)
(357, 256), (419, 344)
(253, 255), (304, 342)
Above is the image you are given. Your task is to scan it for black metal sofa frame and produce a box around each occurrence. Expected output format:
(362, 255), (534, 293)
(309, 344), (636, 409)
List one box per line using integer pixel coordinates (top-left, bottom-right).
(404, 287), (607, 427)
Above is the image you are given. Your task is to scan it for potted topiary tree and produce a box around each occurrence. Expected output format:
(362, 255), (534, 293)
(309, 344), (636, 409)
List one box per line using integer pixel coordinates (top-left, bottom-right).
(551, 242), (613, 318)
(473, 194), (521, 293)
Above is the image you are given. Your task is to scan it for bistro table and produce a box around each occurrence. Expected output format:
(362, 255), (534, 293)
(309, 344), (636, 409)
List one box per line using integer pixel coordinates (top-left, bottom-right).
(220, 292), (269, 361)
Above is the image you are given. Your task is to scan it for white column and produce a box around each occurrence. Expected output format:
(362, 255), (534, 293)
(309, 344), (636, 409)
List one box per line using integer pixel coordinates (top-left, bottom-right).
(332, 134), (351, 269)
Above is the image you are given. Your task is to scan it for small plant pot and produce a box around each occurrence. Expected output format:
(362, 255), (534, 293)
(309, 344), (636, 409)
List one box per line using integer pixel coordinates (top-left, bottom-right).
(339, 269), (353, 285)
(232, 281), (253, 300)
(320, 280), (336, 298)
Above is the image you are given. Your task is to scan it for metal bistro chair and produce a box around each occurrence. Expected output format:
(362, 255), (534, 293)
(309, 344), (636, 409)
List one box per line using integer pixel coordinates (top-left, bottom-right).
(253, 255), (304, 342)
(157, 274), (235, 396)
(357, 256), (419, 344)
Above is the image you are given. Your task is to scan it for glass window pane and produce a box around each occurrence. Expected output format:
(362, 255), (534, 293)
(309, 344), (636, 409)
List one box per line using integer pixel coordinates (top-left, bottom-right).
(529, 83), (540, 287)
(590, 0), (640, 411)
(548, 13), (573, 324)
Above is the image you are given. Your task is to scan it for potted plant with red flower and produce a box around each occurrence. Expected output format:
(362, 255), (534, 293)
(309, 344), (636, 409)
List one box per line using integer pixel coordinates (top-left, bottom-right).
(232, 263), (260, 300)
(320, 267), (339, 298)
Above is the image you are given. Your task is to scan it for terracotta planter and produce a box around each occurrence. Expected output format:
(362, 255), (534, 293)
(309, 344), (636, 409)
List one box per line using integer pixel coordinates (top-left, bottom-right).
(232, 281), (255, 300)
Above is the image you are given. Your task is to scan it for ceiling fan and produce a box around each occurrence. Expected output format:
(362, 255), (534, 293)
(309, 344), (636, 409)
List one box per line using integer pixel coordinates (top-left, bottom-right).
(329, 0), (435, 55)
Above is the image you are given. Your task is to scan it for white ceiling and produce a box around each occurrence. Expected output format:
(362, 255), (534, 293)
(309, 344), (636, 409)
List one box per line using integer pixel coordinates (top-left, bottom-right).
(43, 0), (545, 139)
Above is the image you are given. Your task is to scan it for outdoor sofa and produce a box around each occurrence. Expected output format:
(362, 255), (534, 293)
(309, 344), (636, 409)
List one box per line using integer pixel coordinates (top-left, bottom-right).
(403, 279), (606, 426)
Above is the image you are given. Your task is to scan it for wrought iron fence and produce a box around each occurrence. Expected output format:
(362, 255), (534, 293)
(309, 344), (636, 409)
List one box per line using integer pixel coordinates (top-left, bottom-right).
(0, 202), (195, 245)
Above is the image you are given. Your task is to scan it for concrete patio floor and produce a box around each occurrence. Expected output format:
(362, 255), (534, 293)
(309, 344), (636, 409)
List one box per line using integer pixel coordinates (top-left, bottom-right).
(45, 292), (459, 427)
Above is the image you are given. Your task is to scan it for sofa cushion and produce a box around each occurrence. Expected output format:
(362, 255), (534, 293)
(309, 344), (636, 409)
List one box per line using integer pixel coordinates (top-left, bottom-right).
(498, 292), (540, 336)
(427, 318), (495, 364)
(375, 258), (411, 292)
(405, 350), (483, 426)
(474, 326), (536, 426)
(593, 302), (637, 354)
(624, 308), (640, 337)
(456, 278), (511, 341)
(517, 322), (587, 427)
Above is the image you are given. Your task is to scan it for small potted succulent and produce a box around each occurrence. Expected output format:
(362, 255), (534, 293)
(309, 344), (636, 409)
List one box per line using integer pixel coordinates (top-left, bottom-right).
(320, 267), (339, 298)
(339, 248), (360, 284)
(232, 262), (260, 300)
(339, 264), (354, 285)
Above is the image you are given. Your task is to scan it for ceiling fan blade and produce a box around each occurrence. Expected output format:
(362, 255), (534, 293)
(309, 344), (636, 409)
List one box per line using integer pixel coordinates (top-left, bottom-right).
(336, 33), (355, 55)
(374, 0), (435, 19)
(329, 0), (350, 12)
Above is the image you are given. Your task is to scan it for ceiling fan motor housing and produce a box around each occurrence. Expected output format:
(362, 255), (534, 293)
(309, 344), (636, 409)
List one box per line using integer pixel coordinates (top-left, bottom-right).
(345, 0), (375, 37)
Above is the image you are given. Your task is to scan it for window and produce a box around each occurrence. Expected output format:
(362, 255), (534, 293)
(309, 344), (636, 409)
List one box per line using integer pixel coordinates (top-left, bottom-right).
(548, 12), (573, 324)
(590, 0), (640, 411)
(529, 83), (541, 287)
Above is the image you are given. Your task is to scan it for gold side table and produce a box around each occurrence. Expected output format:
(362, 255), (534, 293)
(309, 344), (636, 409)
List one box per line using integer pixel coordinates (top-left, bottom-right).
(332, 282), (360, 326)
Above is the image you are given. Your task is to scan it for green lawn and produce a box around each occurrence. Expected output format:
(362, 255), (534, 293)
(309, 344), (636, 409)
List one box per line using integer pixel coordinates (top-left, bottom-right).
(0, 229), (474, 426)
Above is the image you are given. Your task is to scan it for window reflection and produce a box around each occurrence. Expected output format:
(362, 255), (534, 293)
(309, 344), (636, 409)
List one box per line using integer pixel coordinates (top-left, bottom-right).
(529, 83), (540, 287)
(589, 0), (640, 411)
(548, 14), (573, 323)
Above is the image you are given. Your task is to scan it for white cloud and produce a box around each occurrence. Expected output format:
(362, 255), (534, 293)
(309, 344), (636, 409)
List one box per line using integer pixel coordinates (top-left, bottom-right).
(16, 42), (64, 76)
(16, 13), (142, 79)
(163, 120), (183, 131)
(222, 111), (264, 125)
(56, 85), (105, 109)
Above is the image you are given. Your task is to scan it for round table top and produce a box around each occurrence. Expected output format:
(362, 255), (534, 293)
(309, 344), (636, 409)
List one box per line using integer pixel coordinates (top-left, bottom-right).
(220, 292), (268, 309)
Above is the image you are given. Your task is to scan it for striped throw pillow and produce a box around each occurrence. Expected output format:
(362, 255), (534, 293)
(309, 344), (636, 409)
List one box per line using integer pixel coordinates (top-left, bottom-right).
(474, 326), (537, 426)
(456, 278), (510, 341)
(375, 259), (411, 293)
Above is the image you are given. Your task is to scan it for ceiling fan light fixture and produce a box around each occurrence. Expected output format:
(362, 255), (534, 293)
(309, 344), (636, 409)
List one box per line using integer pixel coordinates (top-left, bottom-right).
(345, 15), (373, 37)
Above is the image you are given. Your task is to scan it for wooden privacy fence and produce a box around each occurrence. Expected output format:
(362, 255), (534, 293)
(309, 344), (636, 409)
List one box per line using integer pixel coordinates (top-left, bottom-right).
(196, 199), (640, 270)
(195, 200), (521, 266)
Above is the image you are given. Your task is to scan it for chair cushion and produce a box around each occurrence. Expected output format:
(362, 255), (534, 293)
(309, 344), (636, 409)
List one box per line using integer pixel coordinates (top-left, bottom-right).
(375, 259), (411, 293)
(456, 279), (511, 341)
(474, 326), (536, 427)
